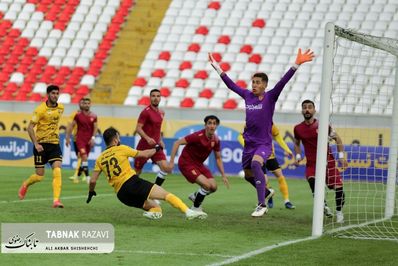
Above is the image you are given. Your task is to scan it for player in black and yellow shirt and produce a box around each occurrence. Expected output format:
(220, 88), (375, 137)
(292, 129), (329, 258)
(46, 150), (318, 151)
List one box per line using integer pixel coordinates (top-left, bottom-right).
(18, 85), (65, 208)
(86, 127), (207, 220)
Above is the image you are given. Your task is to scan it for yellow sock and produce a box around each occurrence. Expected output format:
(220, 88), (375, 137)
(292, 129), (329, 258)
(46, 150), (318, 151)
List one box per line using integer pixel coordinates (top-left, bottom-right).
(278, 176), (290, 201)
(24, 174), (44, 187)
(74, 158), (81, 177)
(148, 207), (162, 213)
(165, 193), (188, 213)
(52, 167), (62, 201)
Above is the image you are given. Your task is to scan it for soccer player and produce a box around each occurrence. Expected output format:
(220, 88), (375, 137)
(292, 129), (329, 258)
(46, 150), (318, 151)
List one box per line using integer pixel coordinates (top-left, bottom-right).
(66, 98), (85, 182)
(238, 124), (295, 209)
(294, 99), (348, 223)
(167, 115), (229, 213)
(18, 85), (65, 208)
(86, 127), (207, 220)
(209, 49), (314, 217)
(66, 97), (98, 184)
(134, 89), (170, 186)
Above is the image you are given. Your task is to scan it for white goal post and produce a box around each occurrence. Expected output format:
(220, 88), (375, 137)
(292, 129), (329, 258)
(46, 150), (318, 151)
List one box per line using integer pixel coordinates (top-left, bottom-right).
(313, 22), (398, 240)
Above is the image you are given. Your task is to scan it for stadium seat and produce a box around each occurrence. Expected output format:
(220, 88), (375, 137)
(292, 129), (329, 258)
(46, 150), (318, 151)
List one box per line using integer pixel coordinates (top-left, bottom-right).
(180, 97), (194, 108)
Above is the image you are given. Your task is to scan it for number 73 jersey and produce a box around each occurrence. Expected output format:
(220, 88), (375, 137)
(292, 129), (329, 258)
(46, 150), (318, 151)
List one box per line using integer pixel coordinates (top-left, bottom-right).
(94, 144), (139, 193)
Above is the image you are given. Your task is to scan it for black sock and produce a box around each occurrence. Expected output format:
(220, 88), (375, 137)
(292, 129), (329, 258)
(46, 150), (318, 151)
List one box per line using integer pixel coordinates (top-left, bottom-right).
(77, 166), (84, 177)
(193, 188), (209, 208)
(155, 177), (165, 186)
(83, 166), (89, 177)
(155, 171), (167, 186)
(308, 178), (315, 196)
(335, 187), (345, 211)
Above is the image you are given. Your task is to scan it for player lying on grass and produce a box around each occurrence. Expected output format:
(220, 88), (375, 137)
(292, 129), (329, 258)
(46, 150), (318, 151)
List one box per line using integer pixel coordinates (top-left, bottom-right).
(86, 127), (207, 220)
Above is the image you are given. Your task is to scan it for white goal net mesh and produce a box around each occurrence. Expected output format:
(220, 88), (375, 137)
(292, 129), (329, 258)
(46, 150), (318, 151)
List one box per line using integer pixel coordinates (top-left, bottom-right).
(324, 25), (398, 241)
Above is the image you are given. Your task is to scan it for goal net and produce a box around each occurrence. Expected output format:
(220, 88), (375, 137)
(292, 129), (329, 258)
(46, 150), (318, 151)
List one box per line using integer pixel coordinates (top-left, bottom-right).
(313, 23), (398, 241)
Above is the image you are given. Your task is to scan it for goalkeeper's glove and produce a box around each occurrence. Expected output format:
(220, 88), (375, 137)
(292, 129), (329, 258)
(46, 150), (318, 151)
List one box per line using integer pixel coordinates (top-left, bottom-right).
(86, 191), (97, 203)
(208, 53), (223, 75)
(154, 144), (163, 152)
(295, 48), (315, 66)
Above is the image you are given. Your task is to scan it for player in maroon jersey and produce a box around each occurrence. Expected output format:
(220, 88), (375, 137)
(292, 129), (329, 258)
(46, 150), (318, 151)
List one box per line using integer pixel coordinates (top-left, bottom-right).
(167, 115), (229, 213)
(66, 97), (98, 183)
(134, 89), (170, 186)
(293, 99), (348, 223)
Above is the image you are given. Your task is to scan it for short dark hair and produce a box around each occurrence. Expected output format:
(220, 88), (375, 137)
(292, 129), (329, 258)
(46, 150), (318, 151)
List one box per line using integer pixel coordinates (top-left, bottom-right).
(46, 85), (60, 94)
(253, 72), (268, 83)
(204, 115), (220, 125)
(81, 97), (91, 102)
(301, 99), (315, 107)
(150, 89), (161, 96)
(103, 127), (119, 146)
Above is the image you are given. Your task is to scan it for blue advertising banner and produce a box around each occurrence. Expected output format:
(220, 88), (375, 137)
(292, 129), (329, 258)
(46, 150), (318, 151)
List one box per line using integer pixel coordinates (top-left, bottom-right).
(0, 133), (391, 182)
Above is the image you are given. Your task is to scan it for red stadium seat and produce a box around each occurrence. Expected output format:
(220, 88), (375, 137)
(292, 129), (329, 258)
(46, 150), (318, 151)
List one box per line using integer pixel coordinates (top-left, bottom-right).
(158, 51), (171, 61)
(240, 44), (253, 54)
(195, 26), (209, 35)
(5, 83), (18, 92)
(20, 83), (33, 93)
(179, 61), (192, 71)
(194, 70), (208, 79)
(187, 43), (201, 53)
(29, 93), (42, 102)
(236, 80), (248, 88)
(249, 54), (262, 64)
(208, 1), (221, 10)
(15, 91), (28, 101)
(138, 96), (150, 106)
(76, 85), (89, 95)
(133, 77), (147, 87)
(223, 99), (238, 109)
(26, 47), (38, 57)
(175, 78), (189, 88)
(181, 97), (194, 108)
(199, 88), (213, 99)
(220, 62), (231, 72)
(217, 35), (231, 45)
(1, 91), (14, 101)
(252, 18), (266, 28)
(62, 85), (75, 94)
(160, 87), (170, 97)
(211, 52), (222, 62)
(151, 69), (166, 78)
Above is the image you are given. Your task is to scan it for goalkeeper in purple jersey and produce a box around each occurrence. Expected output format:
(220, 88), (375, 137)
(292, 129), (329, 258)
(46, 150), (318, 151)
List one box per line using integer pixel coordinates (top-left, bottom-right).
(209, 49), (314, 217)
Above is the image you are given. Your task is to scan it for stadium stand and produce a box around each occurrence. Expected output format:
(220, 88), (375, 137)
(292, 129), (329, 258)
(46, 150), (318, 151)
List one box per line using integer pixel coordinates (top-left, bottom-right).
(0, 0), (397, 114)
(126, 0), (398, 114)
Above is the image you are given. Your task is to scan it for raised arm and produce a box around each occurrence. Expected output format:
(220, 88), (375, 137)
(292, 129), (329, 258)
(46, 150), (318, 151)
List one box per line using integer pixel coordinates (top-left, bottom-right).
(268, 48), (315, 101)
(208, 53), (247, 97)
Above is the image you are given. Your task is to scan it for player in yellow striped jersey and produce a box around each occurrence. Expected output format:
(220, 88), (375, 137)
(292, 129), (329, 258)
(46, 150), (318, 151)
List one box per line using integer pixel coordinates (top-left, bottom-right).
(238, 124), (295, 209)
(86, 127), (207, 220)
(18, 85), (65, 208)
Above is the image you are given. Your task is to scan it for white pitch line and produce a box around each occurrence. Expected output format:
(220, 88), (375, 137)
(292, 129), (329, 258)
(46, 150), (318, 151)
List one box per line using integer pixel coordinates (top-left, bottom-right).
(115, 249), (234, 258)
(0, 194), (113, 204)
(207, 236), (316, 266)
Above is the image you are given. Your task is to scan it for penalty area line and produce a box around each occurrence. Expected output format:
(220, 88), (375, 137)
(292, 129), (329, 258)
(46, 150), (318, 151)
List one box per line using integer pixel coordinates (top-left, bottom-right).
(115, 249), (234, 258)
(0, 194), (113, 204)
(207, 236), (316, 266)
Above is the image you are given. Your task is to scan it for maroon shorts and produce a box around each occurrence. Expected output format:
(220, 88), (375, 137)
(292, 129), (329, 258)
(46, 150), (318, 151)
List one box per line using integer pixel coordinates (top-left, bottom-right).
(306, 155), (343, 188)
(178, 162), (214, 183)
(134, 140), (166, 170)
(76, 139), (91, 156)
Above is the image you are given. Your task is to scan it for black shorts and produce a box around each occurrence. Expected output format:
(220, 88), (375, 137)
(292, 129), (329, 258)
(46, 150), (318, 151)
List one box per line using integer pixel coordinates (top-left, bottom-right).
(262, 158), (281, 173)
(33, 143), (62, 168)
(117, 175), (155, 209)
